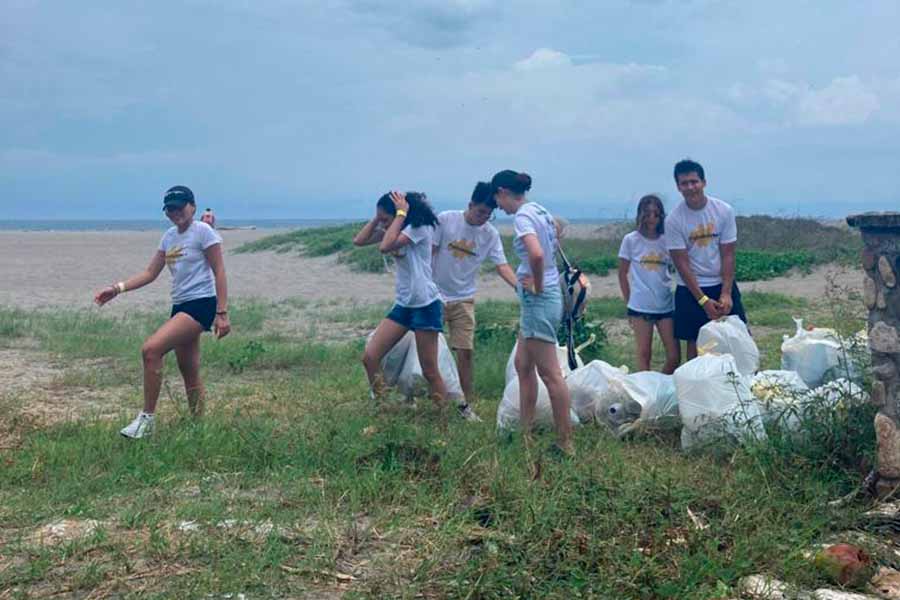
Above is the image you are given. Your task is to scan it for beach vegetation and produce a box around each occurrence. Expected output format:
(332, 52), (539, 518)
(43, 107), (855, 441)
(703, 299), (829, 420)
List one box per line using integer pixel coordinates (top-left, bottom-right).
(0, 289), (872, 598)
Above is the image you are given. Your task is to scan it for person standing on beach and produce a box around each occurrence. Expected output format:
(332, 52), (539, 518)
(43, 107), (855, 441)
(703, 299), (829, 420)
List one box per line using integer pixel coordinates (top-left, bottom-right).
(492, 169), (574, 456)
(665, 159), (747, 360)
(94, 185), (230, 439)
(354, 191), (451, 415)
(432, 181), (518, 421)
(201, 208), (216, 229)
(618, 195), (680, 373)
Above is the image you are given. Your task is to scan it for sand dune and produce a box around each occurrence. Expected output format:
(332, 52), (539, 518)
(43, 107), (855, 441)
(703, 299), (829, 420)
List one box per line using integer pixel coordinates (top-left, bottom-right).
(0, 229), (860, 314)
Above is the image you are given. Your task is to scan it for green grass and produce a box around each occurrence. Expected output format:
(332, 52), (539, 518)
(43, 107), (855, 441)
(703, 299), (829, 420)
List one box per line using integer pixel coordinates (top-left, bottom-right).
(0, 295), (874, 598)
(235, 216), (859, 282)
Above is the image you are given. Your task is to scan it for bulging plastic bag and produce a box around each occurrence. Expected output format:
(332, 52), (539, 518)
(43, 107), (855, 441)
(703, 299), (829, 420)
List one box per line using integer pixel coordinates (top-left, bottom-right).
(375, 331), (465, 406)
(496, 377), (580, 430)
(697, 315), (759, 376)
(780, 318), (845, 388)
(750, 370), (809, 430)
(504, 340), (582, 386)
(621, 371), (680, 424)
(674, 354), (767, 450)
(810, 378), (869, 408)
(565, 360), (629, 424)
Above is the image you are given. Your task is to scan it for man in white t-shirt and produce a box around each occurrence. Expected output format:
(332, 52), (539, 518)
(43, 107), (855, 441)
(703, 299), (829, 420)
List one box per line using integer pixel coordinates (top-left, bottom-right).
(433, 182), (517, 409)
(665, 159), (748, 360)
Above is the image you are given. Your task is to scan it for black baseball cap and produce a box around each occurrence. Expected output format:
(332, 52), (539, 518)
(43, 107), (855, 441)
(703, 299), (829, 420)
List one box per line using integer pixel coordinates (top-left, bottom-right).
(163, 185), (195, 210)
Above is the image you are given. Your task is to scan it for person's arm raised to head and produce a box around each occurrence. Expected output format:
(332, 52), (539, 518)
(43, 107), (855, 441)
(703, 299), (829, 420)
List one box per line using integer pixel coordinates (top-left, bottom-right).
(353, 216), (385, 247)
(379, 191), (412, 254)
(94, 251), (166, 306)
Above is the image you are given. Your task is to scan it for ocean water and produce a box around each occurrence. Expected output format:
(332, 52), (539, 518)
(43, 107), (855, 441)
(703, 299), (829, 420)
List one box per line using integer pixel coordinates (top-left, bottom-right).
(0, 217), (618, 232)
(0, 219), (356, 231)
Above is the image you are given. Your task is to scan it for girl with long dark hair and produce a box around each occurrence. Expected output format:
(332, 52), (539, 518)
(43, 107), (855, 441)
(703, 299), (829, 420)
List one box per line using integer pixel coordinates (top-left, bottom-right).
(354, 191), (449, 411)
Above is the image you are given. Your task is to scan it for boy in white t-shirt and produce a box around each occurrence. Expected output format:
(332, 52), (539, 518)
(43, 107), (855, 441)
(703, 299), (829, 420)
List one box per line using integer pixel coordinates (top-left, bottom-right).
(617, 194), (680, 374)
(432, 182), (517, 414)
(665, 159), (748, 360)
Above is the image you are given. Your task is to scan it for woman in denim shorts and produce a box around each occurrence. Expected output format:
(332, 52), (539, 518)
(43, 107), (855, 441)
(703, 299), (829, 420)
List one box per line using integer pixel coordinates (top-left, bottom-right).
(492, 170), (574, 456)
(354, 191), (448, 409)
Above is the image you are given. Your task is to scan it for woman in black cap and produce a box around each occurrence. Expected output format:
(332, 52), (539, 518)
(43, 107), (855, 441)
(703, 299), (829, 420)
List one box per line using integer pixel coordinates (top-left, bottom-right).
(94, 185), (230, 439)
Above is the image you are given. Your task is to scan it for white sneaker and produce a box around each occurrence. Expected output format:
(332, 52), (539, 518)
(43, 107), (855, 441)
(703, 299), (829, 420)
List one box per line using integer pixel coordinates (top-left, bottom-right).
(120, 412), (154, 439)
(458, 404), (482, 423)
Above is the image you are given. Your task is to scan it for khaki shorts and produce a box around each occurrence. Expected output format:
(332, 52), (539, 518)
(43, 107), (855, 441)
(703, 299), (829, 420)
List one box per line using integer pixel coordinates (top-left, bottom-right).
(444, 300), (476, 350)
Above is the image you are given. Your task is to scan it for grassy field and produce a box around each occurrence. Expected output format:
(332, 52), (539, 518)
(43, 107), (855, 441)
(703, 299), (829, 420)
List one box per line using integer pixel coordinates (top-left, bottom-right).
(0, 288), (876, 598)
(235, 216), (860, 281)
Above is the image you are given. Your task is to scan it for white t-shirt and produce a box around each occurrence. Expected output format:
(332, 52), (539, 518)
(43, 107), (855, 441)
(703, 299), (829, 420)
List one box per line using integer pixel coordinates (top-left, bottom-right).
(158, 220), (223, 304)
(394, 224), (441, 308)
(513, 202), (559, 289)
(618, 231), (674, 314)
(432, 210), (507, 303)
(664, 196), (737, 287)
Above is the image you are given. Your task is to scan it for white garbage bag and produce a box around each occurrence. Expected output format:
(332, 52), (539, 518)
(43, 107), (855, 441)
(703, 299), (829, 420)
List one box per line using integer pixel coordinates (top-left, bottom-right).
(750, 370), (809, 430)
(566, 360), (628, 424)
(621, 371), (680, 423)
(373, 331), (465, 406)
(675, 354), (767, 450)
(810, 378), (869, 408)
(780, 318), (844, 388)
(378, 331), (415, 387)
(697, 315), (759, 376)
(496, 377), (580, 430)
(504, 340), (582, 386)
(398, 333), (465, 405)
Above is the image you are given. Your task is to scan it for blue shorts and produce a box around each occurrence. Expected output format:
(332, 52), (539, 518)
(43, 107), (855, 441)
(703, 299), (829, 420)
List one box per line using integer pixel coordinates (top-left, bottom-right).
(518, 284), (562, 343)
(386, 299), (443, 332)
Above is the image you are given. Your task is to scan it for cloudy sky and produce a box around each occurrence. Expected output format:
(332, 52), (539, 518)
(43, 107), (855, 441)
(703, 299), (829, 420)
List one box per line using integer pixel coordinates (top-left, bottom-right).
(2, 0), (899, 220)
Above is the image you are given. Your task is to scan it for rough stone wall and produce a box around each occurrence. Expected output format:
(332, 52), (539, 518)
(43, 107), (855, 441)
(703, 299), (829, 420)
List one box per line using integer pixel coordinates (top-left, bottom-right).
(849, 213), (900, 492)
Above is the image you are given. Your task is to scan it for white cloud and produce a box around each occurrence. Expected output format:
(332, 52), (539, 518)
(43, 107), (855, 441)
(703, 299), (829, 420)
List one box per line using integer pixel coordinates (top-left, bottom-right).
(514, 48), (573, 71)
(797, 76), (880, 125)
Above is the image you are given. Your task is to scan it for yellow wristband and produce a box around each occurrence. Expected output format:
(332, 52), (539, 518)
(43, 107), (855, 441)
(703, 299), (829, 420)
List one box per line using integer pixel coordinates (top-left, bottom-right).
(395, 209), (407, 218)
(698, 294), (709, 306)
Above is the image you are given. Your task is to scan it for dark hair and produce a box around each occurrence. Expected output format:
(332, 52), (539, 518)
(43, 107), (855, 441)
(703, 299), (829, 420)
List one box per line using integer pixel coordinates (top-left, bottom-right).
(636, 194), (665, 236)
(470, 181), (496, 208)
(376, 191), (439, 228)
(490, 170), (532, 195)
(673, 159), (705, 183)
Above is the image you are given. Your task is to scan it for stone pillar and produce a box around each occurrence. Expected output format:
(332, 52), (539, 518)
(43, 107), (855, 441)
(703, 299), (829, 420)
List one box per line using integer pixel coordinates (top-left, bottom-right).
(847, 212), (900, 497)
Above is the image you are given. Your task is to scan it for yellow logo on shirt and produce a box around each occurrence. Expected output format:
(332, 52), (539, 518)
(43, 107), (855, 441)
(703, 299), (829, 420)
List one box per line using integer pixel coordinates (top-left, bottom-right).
(165, 245), (184, 266)
(688, 222), (717, 248)
(448, 239), (477, 259)
(639, 252), (666, 272)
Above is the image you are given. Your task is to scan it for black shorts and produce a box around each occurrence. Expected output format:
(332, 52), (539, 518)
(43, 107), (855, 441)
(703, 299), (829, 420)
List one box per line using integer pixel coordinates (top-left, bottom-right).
(171, 296), (217, 331)
(674, 283), (747, 341)
(627, 308), (674, 322)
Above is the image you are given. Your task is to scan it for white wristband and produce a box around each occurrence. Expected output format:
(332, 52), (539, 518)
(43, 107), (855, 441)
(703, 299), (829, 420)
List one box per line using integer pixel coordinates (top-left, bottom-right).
(115, 282), (126, 294)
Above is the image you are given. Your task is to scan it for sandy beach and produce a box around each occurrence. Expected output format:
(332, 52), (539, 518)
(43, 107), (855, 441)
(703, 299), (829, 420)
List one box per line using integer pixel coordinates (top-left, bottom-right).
(0, 227), (859, 313)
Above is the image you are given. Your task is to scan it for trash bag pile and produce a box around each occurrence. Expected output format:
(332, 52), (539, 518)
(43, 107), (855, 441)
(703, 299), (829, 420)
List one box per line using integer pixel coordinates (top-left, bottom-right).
(495, 314), (870, 450)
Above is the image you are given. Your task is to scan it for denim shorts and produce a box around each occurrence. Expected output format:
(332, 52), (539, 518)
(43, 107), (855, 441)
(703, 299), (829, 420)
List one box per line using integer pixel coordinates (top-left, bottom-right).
(386, 299), (444, 332)
(518, 283), (562, 343)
